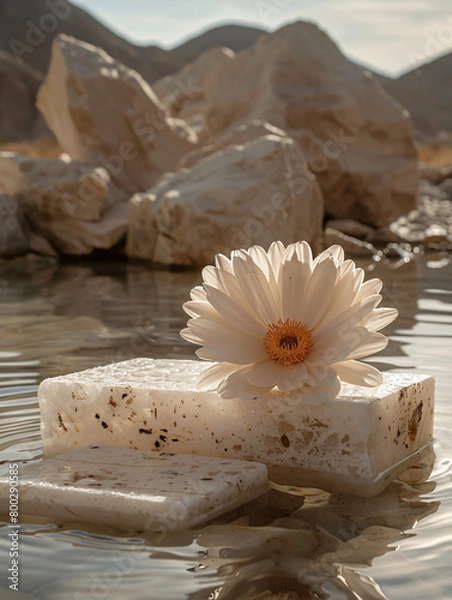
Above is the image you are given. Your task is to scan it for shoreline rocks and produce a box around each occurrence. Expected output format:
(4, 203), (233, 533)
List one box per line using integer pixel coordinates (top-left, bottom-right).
(37, 35), (198, 195)
(0, 194), (29, 257)
(1, 22), (441, 264)
(0, 152), (118, 221)
(0, 152), (128, 255)
(153, 47), (235, 137)
(202, 21), (418, 227)
(127, 135), (324, 265)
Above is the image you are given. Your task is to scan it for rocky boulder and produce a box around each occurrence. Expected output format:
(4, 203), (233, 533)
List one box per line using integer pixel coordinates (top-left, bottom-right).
(153, 47), (235, 136)
(203, 21), (419, 228)
(419, 163), (452, 186)
(37, 34), (198, 195)
(127, 135), (323, 266)
(0, 152), (119, 221)
(384, 179), (452, 246)
(179, 120), (288, 168)
(0, 194), (29, 257)
(0, 152), (127, 255)
(31, 202), (129, 255)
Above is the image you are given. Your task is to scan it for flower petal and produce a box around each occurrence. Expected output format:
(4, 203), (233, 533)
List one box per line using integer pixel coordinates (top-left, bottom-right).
(268, 240), (286, 272)
(334, 360), (383, 387)
(202, 265), (218, 287)
(190, 286), (207, 302)
(188, 318), (266, 364)
(197, 362), (237, 391)
(300, 256), (338, 328)
(276, 365), (311, 391)
(214, 268), (254, 310)
(314, 294), (382, 342)
(180, 327), (203, 345)
(356, 277), (383, 300)
(204, 284), (265, 337)
(346, 332), (388, 360)
(214, 253), (233, 273)
(218, 366), (273, 400)
(246, 360), (308, 390)
(245, 245), (280, 308)
(284, 240), (313, 268)
(280, 255), (312, 321)
(195, 347), (216, 360)
(183, 300), (221, 320)
(361, 307), (398, 331)
(313, 244), (344, 267)
(314, 263), (360, 329)
(308, 326), (371, 365)
(304, 364), (338, 387)
(286, 376), (341, 405)
(248, 245), (272, 280)
(232, 251), (280, 324)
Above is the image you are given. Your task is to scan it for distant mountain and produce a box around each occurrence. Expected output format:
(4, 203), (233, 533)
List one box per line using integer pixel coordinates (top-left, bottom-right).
(170, 24), (265, 66)
(0, 0), (265, 82)
(383, 52), (452, 140)
(351, 61), (393, 86)
(0, 0), (176, 81)
(0, 49), (47, 140)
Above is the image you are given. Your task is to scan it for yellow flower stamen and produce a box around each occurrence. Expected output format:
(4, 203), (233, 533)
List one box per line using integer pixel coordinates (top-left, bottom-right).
(263, 318), (313, 366)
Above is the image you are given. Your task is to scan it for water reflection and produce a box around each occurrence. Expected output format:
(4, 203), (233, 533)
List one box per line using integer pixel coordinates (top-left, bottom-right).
(0, 473), (439, 599)
(0, 256), (451, 599)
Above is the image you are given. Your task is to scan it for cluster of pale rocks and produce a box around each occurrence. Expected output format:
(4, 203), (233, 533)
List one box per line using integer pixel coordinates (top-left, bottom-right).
(1, 22), (451, 264)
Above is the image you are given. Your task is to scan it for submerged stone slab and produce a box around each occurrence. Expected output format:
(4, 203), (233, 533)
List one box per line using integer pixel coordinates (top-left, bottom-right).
(38, 359), (435, 497)
(0, 446), (268, 530)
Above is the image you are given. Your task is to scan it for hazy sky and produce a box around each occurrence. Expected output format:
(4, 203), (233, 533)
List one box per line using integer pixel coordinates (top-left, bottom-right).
(73, 0), (452, 76)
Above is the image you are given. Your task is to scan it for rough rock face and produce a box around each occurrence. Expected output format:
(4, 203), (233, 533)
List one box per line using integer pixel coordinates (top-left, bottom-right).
(203, 21), (419, 227)
(153, 47), (235, 136)
(37, 34), (198, 195)
(179, 120), (288, 168)
(31, 202), (129, 255)
(0, 153), (119, 221)
(0, 194), (29, 257)
(419, 163), (452, 186)
(0, 50), (46, 141)
(0, 152), (127, 255)
(127, 135), (323, 265)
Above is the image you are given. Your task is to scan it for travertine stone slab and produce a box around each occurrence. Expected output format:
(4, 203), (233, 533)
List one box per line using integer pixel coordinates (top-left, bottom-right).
(0, 446), (268, 530)
(38, 358), (435, 496)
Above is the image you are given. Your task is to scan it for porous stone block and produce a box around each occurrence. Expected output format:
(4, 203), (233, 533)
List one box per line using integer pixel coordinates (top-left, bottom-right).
(38, 358), (435, 496)
(0, 446), (268, 530)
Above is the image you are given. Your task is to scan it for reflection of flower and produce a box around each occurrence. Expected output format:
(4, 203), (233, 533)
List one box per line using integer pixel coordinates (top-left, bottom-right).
(181, 242), (397, 404)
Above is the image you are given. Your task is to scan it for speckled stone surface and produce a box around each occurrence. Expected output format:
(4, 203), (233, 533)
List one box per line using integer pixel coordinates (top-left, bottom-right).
(0, 446), (268, 530)
(38, 358), (435, 496)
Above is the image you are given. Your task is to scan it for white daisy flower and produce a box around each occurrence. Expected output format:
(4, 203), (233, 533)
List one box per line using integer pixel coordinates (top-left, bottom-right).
(181, 241), (397, 404)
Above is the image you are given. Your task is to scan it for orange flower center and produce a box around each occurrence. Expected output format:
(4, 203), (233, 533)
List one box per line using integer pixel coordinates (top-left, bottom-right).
(263, 318), (313, 366)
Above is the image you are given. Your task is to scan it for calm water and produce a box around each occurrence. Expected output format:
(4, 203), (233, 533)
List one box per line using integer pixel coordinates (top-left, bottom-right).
(0, 254), (451, 600)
